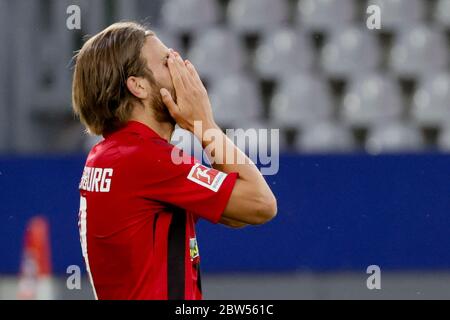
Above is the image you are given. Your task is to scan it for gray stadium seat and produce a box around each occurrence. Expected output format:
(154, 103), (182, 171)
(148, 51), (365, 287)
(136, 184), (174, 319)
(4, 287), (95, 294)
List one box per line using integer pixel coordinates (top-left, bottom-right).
(151, 29), (183, 54)
(342, 73), (403, 127)
(271, 74), (333, 128)
(366, 122), (424, 154)
(368, 0), (425, 31)
(321, 27), (381, 78)
(296, 122), (356, 153)
(227, 0), (289, 34)
(188, 28), (245, 80)
(438, 126), (450, 151)
(209, 74), (263, 126)
(255, 28), (314, 80)
(113, 0), (140, 22)
(161, 0), (220, 33)
(226, 120), (288, 157)
(390, 26), (448, 78)
(75, 0), (108, 34)
(412, 73), (450, 127)
(297, 0), (356, 32)
(435, 0), (450, 27)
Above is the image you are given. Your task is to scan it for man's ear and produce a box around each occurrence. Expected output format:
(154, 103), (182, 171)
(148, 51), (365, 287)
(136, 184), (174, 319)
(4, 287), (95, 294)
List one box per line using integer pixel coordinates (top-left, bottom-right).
(126, 76), (149, 99)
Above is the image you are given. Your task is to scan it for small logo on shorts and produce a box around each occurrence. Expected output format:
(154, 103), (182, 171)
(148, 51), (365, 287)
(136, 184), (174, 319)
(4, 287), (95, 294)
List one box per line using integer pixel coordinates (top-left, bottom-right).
(190, 238), (199, 260)
(187, 164), (227, 192)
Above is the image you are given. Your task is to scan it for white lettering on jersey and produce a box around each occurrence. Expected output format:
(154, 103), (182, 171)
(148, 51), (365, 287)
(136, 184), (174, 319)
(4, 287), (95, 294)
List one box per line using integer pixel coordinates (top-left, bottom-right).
(79, 167), (113, 192)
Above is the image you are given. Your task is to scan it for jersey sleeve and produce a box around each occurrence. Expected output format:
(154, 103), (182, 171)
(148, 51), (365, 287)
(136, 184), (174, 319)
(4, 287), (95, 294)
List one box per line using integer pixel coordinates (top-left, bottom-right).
(132, 140), (238, 224)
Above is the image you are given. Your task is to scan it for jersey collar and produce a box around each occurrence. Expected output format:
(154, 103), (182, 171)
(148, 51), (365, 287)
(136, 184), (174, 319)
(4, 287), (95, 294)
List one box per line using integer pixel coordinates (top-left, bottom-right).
(105, 121), (164, 140)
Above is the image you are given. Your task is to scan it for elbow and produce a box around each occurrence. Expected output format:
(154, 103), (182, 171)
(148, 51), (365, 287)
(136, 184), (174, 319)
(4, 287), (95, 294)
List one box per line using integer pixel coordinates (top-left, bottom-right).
(251, 193), (278, 226)
(226, 221), (249, 229)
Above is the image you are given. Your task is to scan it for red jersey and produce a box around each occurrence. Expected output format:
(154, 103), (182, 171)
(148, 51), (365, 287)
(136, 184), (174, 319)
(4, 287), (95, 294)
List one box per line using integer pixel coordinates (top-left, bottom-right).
(77, 121), (238, 300)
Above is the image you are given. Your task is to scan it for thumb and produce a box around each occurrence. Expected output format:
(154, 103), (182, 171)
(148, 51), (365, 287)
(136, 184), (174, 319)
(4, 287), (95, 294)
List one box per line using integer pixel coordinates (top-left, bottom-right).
(160, 88), (179, 117)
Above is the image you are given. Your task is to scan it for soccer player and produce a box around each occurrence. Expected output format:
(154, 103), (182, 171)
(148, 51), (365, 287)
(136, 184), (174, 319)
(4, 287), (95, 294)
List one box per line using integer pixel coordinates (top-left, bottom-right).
(72, 22), (277, 300)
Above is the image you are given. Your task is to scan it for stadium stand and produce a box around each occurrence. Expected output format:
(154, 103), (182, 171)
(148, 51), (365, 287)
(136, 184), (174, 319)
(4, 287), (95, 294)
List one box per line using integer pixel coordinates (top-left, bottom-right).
(412, 72), (450, 127)
(368, 0), (425, 31)
(227, 0), (290, 34)
(255, 28), (314, 80)
(342, 73), (404, 127)
(0, 0), (449, 154)
(270, 74), (334, 129)
(188, 28), (246, 81)
(321, 26), (381, 79)
(161, 0), (220, 34)
(296, 0), (356, 32)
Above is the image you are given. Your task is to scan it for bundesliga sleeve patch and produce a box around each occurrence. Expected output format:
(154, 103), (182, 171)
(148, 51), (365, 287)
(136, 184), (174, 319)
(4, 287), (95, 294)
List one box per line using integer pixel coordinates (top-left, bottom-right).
(187, 164), (227, 193)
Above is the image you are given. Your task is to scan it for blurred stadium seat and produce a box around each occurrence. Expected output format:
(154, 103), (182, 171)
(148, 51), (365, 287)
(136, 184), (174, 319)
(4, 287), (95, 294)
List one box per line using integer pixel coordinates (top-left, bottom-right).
(297, 0), (356, 32)
(227, 0), (289, 34)
(412, 73), (450, 127)
(434, 0), (450, 28)
(296, 122), (356, 153)
(161, 0), (220, 34)
(438, 125), (450, 151)
(271, 74), (333, 128)
(152, 28), (183, 54)
(367, 0), (425, 31)
(113, 0), (140, 21)
(390, 25), (449, 78)
(209, 74), (263, 126)
(73, 0), (107, 34)
(255, 28), (314, 80)
(321, 26), (381, 78)
(342, 73), (404, 127)
(188, 28), (246, 80)
(366, 122), (425, 153)
(227, 120), (288, 155)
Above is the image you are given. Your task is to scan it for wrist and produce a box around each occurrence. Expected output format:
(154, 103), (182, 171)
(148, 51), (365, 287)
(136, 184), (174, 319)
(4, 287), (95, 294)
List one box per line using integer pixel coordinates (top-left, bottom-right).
(202, 119), (219, 132)
(191, 119), (221, 146)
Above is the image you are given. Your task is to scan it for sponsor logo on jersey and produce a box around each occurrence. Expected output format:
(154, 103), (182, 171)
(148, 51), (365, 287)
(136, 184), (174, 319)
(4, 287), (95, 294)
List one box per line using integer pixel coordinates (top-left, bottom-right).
(187, 164), (227, 192)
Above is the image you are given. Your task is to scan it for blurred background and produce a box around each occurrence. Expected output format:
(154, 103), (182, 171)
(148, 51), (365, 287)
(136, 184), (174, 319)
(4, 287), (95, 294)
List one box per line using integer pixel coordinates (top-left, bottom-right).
(1, 0), (450, 299)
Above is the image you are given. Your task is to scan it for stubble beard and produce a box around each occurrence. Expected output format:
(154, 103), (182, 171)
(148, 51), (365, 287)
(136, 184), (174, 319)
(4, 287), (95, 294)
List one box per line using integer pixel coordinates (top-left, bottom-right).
(151, 81), (177, 126)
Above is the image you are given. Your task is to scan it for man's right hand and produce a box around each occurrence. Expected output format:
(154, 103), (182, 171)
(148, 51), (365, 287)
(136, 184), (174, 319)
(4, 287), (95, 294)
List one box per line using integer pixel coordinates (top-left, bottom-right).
(161, 50), (277, 227)
(160, 50), (217, 137)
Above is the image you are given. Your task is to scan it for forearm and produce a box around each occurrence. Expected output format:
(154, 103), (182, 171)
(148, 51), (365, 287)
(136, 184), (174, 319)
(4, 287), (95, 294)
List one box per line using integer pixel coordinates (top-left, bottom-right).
(193, 121), (276, 225)
(161, 51), (277, 225)
(196, 121), (270, 193)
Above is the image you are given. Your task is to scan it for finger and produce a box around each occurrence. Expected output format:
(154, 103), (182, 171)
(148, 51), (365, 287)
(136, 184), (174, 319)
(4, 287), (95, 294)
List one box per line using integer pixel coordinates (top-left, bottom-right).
(173, 51), (194, 87)
(160, 88), (181, 119)
(167, 53), (185, 92)
(184, 60), (205, 89)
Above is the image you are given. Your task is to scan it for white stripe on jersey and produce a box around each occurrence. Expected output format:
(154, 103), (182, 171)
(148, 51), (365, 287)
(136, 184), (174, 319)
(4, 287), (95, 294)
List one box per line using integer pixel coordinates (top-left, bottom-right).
(79, 196), (99, 300)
